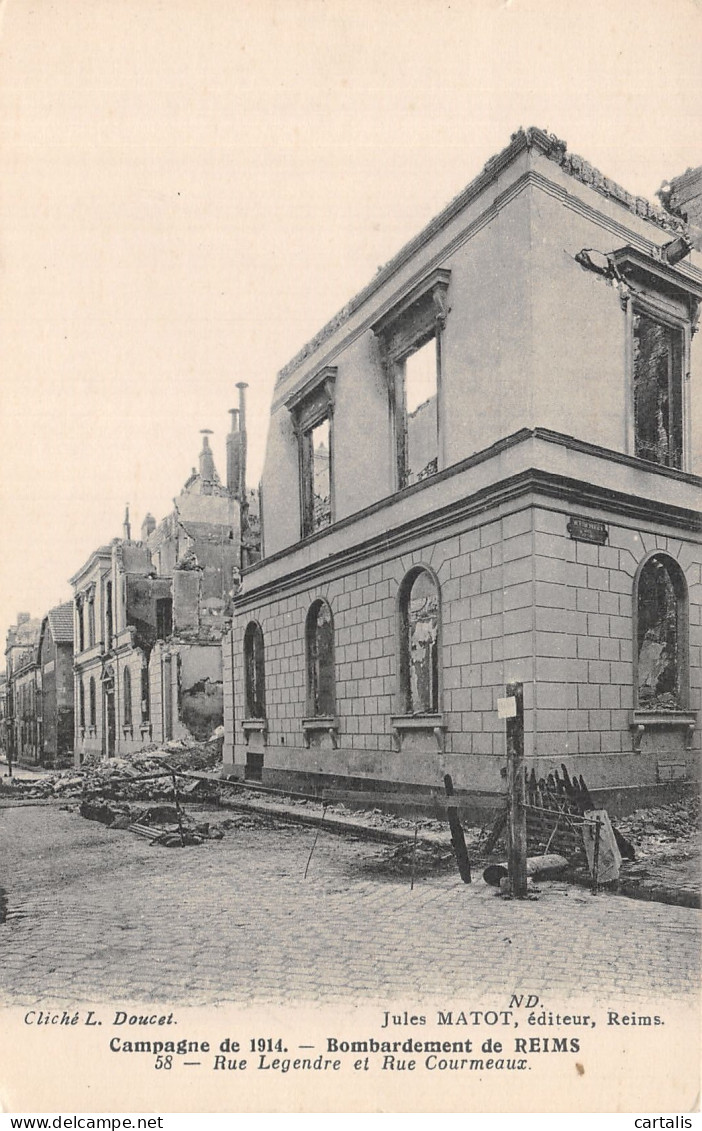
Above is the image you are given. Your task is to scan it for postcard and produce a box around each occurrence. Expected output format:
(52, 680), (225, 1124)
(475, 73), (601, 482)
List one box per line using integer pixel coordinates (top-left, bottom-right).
(0, 0), (700, 1115)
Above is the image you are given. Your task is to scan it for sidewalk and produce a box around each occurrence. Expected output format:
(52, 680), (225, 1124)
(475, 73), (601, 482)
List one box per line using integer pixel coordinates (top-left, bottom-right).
(2, 760), (698, 909)
(192, 774), (702, 910)
(0, 756), (55, 781)
(1, 803), (698, 1005)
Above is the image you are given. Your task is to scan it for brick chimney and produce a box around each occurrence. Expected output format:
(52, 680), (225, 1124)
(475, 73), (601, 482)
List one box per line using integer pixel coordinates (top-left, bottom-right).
(226, 408), (242, 500)
(235, 382), (248, 504)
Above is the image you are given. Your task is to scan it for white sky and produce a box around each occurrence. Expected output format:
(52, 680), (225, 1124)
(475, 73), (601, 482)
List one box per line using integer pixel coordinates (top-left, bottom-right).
(0, 0), (700, 649)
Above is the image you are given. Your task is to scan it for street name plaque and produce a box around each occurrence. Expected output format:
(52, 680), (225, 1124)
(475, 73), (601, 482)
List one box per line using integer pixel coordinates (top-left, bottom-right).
(567, 516), (609, 545)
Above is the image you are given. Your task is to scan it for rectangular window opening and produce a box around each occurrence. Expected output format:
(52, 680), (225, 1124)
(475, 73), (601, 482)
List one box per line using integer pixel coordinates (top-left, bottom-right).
(304, 416), (331, 535)
(633, 311), (683, 469)
(402, 337), (438, 488)
(156, 597), (173, 639)
(141, 665), (150, 723)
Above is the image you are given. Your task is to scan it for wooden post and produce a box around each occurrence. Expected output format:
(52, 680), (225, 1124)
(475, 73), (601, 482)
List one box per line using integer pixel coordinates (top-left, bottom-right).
(443, 773), (471, 883)
(410, 823), (418, 891)
(591, 816), (602, 895)
(505, 681), (527, 898)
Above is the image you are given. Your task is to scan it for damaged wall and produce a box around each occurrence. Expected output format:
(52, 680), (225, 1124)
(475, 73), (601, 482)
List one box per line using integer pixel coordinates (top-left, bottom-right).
(171, 530), (237, 636)
(173, 570), (201, 634)
(146, 641), (224, 745)
(125, 576), (173, 651)
(178, 646), (223, 741)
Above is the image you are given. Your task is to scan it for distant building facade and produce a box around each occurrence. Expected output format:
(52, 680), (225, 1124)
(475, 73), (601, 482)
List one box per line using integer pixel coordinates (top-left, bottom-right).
(4, 613), (42, 766)
(223, 127), (701, 811)
(0, 672), (8, 759)
(38, 603), (75, 766)
(71, 404), (256, 763)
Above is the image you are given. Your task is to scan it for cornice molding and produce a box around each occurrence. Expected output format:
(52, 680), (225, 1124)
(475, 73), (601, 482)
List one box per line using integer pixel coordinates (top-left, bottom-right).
(68, 546), (113, 589)
(532, 427), (702, 484)
(274, 129), (697, 393)
(371, 268), (451, 340)
(273, 171), (702, 413)
(284, 365), (338, 419)
(235, 443), (701, 610)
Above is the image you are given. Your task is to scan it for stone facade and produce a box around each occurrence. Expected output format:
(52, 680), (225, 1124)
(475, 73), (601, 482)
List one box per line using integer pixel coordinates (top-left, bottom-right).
(223, 127), (701, 810)
(38, 602), (75, 767)
(3, 613), (42, 766)
(225, 490), (700, 809)
(72, 427), (249, 763)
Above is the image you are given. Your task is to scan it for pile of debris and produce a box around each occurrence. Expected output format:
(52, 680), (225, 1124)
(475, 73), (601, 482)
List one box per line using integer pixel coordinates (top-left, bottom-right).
(79, 797), (227, 847)
(614, 791), (700, 899)
(0, 735), (223, 803)
(617, 792), (699, 846)
(0, 735), (231, 848)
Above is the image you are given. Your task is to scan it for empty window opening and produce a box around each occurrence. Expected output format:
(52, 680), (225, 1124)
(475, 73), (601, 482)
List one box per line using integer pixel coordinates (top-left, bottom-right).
(141, 664), (150, 723)
(304, 417), (332, 534)
(156, 597), (173, 639)
(105, 581), (113, 644)
(306, 599), (336, 717)
(244, 621), (266, 719)
(633, 311), (683, 469)
(123, 667), (132, 726)
(77, 599), (85, 652)
(636, 554), (687, 710)
(79, 679), (85, 728)
(89, 677), (96, 728)
(399, 568), (440, 714)
(87, 597), (95, 648)
(402, 337), (438, 488)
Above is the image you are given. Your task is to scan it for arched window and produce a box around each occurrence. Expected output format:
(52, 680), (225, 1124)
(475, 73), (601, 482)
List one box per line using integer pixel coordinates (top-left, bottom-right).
(123, 667), (132, 726)
(398, 567), (440, 714)
(89, 677), (96, 728)
(244, 621), (266, 719)
(306, 599), (336, 717)
(635, 554), (688, 710)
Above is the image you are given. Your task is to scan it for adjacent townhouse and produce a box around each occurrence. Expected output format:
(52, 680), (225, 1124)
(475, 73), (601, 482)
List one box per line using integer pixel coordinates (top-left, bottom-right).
(4, 613), (42, 766)
(38, 602), (75, 766)
(72, 407), (255, 764)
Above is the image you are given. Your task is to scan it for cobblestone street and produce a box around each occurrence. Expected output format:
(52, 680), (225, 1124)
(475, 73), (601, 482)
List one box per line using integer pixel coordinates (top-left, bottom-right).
(1, 804), (700, 1005)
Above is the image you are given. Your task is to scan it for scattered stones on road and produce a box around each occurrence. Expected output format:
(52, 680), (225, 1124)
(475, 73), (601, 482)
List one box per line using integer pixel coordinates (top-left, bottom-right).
(1, 806), (698, 1006)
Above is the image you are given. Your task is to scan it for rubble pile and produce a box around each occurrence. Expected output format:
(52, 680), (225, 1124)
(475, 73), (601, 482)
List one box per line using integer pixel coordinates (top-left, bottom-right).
(0, 735), (224, 803)
(617, 792), (699, 846)
(79, 795), (227, 846)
